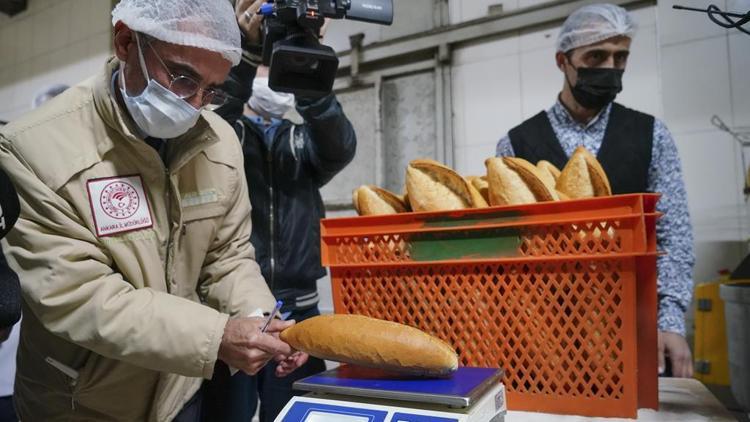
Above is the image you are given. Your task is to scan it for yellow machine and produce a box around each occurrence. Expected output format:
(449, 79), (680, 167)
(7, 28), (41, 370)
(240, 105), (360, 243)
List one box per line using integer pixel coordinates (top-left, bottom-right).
(693, 280), (731, 385)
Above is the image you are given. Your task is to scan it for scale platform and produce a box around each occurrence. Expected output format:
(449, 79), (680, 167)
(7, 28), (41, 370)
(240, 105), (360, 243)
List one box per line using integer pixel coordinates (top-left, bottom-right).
(276, 366), (506, 422)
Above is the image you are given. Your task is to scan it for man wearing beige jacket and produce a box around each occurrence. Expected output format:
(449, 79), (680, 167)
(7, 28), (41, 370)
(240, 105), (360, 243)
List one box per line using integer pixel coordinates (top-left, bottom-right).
(0, 1), (307, 421)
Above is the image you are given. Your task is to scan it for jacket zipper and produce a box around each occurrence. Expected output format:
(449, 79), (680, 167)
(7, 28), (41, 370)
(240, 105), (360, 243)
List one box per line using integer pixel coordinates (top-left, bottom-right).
(164, 166), (173, 290)
(265, 123), (290, 293)
(45, 357), (79, 410)
(267, 147), (275, 291)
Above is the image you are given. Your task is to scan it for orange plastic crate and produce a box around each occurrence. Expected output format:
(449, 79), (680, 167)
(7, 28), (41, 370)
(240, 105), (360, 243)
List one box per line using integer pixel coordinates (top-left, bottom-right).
(321, 194), (660, 418)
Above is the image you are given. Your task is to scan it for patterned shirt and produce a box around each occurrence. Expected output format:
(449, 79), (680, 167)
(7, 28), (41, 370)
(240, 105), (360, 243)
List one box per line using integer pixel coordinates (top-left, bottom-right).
(496, 101), (695, 336)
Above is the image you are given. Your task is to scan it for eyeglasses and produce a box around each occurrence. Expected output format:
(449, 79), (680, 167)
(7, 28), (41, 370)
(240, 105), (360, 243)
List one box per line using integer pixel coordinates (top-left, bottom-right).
(144, 40), (228, 109)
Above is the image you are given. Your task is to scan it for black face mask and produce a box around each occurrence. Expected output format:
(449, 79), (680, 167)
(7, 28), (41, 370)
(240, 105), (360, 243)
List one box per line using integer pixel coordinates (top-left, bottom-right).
(566, 63), (624, 110)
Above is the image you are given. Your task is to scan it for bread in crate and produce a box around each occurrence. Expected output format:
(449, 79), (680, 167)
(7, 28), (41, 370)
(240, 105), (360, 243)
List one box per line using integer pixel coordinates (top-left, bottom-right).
(352, 152), (613, 215)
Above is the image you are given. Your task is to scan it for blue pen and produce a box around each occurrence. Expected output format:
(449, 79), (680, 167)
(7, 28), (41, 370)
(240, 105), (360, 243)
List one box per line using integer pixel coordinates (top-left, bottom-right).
(261, 300), (283, 333)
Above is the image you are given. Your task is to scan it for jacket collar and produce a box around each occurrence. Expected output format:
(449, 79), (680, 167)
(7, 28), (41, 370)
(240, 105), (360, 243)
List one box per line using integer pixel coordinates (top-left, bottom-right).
(92, 57), (220, 174)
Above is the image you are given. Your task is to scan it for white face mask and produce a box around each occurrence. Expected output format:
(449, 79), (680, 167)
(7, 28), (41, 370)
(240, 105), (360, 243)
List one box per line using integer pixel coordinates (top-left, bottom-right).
(119, 33), (201, 139)
(248, 77), (295, 120)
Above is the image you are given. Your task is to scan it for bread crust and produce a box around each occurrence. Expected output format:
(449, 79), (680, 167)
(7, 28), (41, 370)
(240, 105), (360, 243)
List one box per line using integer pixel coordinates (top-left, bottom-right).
(485, 157), (558, 206)
(406, 159), (475, 211)
(353, 185), (409, 216)
(280, 314), (459, 376)
(536, 160), (562, 192)
(467, 176), (490, 205)
(556, 147), (612, 198)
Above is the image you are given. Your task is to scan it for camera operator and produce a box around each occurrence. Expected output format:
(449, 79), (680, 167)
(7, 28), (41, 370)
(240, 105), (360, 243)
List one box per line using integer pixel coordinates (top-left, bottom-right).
(205, 1), (357, 421)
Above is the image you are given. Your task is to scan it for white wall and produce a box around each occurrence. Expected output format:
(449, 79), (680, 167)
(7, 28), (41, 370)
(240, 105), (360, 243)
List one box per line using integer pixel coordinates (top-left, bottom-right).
(449, 0), (555, 24)
(657, 0), (750, 284)
(0, 0), (112, 122)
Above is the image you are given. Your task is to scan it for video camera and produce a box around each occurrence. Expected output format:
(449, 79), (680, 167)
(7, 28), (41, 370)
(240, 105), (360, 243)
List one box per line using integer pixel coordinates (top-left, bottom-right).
(260, 0), (393, 97)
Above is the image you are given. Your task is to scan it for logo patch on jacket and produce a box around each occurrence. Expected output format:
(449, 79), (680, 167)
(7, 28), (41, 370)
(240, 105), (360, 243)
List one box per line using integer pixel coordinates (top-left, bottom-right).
(87, 175), (153, 237)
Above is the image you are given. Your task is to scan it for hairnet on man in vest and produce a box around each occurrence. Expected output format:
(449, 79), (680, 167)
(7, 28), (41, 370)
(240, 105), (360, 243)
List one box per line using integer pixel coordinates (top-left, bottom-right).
(111, 0), (242, 66)
(556, 4), (637, 53)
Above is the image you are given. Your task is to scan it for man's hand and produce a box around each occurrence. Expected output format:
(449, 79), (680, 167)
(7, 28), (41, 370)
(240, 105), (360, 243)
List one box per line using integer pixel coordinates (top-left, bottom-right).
(658, 331), (693, 378)
(236, 0), (266, 46)
(275, 351), (310, 377)
(218, 317), (295, 375)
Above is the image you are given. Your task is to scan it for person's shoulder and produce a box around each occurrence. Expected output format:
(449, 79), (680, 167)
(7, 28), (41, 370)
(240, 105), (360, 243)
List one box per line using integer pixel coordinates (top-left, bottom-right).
(0, 79), (105, 190)
(201, 110), (243, 168)
(612, 102), (656, 122)
(1, 82), (96, 142)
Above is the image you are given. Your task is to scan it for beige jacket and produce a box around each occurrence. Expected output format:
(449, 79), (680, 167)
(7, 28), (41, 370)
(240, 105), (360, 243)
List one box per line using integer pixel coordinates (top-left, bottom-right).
(0, 58), (276, 421)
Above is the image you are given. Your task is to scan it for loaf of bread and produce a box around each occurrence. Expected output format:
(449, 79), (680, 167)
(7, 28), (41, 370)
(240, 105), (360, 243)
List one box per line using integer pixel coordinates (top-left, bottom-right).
(353, 185), (409, 216)
(406, 159), (485, 211)
(485, 157), (559, 206)
(556, 147), (612, 198)
(280, 314), (459, 376)
(467, 176), (490, 204)
(466, 178), (489, 208)
(536, 160), (561, 192)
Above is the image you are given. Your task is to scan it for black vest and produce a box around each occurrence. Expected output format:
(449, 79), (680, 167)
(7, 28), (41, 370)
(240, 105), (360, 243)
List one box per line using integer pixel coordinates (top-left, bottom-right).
(508, 103), (654, 194)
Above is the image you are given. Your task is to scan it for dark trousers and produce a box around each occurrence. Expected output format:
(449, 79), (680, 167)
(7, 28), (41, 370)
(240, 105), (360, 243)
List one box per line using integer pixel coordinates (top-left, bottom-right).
(0, 396), (16, 422)
(202, 306), (327, 422)
(174, 390), (203, 422)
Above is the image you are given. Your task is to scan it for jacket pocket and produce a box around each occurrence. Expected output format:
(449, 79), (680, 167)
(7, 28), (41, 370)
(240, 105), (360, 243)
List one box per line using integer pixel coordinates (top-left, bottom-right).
(175, 204), (229, 298)
(180, 204), (226, 241)
(45, 355), (87, 411)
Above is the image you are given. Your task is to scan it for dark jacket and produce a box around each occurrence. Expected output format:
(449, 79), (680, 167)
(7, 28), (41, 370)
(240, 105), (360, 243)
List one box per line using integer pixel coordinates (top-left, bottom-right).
(217, 60), (356, 310)
(0, 244), (20, 330)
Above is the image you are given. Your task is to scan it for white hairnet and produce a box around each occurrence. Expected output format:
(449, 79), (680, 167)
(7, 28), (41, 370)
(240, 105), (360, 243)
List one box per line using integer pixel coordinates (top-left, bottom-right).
(556, 4), (637, 53)
(111, 0), (242, 66)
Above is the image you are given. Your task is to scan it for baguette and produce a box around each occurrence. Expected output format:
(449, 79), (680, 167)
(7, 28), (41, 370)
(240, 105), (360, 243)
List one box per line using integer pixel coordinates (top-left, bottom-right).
(485, 157), (559, 206)
(467, 176), (490, 204)
(536, 160), (562, 193)
(405, 159), (482, 211)
(353, 185), (409, 216)
(281, 314), (459, 376)
(465, 177), (489, 208)
(556, 147), (612, 198)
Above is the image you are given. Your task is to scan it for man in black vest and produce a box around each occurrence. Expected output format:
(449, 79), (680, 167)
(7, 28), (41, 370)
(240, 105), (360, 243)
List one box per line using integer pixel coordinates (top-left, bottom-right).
(496, 4), (695, 377)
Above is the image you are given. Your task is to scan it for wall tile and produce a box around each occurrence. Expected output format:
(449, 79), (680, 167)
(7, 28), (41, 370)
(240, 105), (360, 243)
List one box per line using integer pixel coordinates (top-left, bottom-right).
(658, 0), (728, 46)
(674, 129), (744, 232)
(518, 22), (558, 53)
(453, 34), (519, 65)
(729, 32), (750, 127)
(88, 30), (112, 60)
(69, 0), (93, 43)
(661, 37), (732, 133)
(518, 46), (561, 118)
(618, 26), (662, 118)
(48, 0), (72, 51)
(0, 26), (17, 69)
(727, 0), (750, 11)
(452, 53), (522, 148)
(15, 17), (34, 62)
(32, 6), (56, 57)
(454, 143), (497, 176)
(450, 0), (516, 24)
(91, 0), (113, 35)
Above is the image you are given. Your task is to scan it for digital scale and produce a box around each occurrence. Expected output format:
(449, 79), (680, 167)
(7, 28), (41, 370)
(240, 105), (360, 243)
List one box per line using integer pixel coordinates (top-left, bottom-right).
(275, 366), (506, 422)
